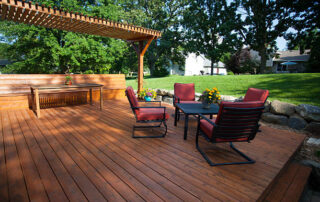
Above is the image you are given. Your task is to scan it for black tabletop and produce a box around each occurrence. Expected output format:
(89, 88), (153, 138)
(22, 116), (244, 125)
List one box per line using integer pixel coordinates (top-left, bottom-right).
(176, 103), (219, 115)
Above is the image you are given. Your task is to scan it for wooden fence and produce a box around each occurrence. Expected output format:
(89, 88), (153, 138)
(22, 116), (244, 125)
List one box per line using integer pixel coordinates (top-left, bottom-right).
(0, 74), (126, 110)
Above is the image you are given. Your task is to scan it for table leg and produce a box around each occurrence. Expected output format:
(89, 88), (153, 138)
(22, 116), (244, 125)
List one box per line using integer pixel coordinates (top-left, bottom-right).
(184, 114), (189, 140)
(89, 88), (93, 105)
(100, 87), (103, 110)
(174, 107), (178, 126)
(30, 88), (35, 112)
(35, 88), (40, 118)
(210, 114), (213, 119)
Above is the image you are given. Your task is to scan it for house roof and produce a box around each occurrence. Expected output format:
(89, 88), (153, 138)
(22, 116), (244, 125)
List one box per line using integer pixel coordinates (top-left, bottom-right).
(0, 0), (161, 41)
(273, 50), (310, 62)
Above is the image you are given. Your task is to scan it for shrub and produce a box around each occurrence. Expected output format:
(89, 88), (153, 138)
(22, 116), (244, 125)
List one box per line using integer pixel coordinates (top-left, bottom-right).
(227, 71), (234, 75)
(153, 67), (169, 77)
(239, 59), (257, 74)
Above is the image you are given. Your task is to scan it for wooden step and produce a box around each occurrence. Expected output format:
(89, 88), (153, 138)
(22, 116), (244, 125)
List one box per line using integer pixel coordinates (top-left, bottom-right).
(261, 162), (312, 202)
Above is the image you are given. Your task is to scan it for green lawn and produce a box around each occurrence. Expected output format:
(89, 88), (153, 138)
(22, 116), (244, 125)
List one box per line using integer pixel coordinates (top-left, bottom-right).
(126, 73), (320, 106)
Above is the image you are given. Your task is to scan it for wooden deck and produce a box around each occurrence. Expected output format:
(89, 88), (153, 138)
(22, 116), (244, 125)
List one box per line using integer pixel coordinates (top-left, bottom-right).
(0, 100), (305, 202)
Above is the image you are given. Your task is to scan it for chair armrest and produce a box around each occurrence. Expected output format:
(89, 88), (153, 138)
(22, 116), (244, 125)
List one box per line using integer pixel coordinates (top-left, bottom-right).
(173, 95), (180, 105)
(138, 100), (161, 106)
(132, 106), (166, 109)
(198, 114), (216, 126)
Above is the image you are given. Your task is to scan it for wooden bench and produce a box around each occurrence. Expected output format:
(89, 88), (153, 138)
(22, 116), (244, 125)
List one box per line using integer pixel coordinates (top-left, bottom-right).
(259, 162), (312, 202)
(0, 74), (126, 110)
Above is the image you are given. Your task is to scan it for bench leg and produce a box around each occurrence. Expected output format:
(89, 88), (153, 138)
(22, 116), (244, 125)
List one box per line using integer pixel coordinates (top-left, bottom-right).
(100, 87), (103, 110)
(89, 88), (93, 105)
(35, 88), (40, 118)
(31, 88), (35, 112)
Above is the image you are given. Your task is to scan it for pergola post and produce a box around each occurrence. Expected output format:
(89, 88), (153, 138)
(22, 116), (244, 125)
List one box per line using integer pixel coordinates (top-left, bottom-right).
(138, 41), (144, 93)
(137, 38), (154, 93)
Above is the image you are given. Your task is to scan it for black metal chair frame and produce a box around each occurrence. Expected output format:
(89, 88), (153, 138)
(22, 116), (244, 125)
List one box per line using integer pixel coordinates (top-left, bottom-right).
(173, 95), (182, 121)
(126, 90), (168, 138)
(196, 106), (264, 166)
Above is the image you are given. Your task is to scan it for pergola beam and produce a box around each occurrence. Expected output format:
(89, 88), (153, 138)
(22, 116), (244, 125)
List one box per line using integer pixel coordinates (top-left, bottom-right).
(0, 0), (161, 41)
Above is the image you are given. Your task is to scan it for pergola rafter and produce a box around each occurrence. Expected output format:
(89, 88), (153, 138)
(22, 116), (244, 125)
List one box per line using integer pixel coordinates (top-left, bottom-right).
(0, 0), (161, 92)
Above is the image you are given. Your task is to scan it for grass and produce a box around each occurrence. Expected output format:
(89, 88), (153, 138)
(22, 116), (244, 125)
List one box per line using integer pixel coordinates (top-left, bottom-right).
(126, 73), (320, 106)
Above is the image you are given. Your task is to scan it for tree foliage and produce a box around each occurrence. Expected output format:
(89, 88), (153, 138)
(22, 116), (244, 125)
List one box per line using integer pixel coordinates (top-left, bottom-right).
(123, 0), (187, 75)
(239, 0), (292, 73)
(0, 0), (318, 75)
(285, 0), (320, 72)
(182, 0), (242, 75)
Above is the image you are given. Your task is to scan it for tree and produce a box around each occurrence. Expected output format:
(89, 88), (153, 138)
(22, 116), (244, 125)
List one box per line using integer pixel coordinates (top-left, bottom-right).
(182, 0), (242, 75)
(239, 0), (292, 73)
(285, 0), (320, 72)
(123, 0), (187, 76)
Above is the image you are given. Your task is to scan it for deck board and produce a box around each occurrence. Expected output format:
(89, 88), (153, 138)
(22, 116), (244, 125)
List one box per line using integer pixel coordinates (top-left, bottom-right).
(1, 110), (29, 202)
(14, 110), (68, 202)
(7, 109), (48, 202)
(0, 105), (9, 201)
(0, 99), (306, 202)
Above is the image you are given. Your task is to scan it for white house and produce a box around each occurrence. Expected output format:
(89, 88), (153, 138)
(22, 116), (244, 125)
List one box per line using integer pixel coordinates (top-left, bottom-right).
(167, 53), (227, 76)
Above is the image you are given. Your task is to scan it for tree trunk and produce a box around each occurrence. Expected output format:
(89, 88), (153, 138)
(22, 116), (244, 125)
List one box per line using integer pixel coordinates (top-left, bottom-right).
(210, 56), (215, 75)
(148, 60), (156, 76)
(259, 47), (267, 73)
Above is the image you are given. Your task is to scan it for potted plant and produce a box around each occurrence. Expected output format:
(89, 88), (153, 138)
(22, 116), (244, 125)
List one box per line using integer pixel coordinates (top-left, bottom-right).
(200, 87), (221, 109)
(138, 88), (157, 101)
(65, 75), (72, 85)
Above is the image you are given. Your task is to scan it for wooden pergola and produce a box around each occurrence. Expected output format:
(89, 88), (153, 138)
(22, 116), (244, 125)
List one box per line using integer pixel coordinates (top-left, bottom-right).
(0, 0), (161, 92)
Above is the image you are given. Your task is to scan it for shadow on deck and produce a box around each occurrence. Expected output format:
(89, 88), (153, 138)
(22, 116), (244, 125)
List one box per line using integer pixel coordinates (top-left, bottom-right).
(0, 99), (306, 201)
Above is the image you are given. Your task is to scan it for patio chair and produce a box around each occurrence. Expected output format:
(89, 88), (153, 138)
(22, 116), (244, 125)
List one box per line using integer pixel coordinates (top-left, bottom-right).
(196, 101), (265, 166)
(243, 88), (269, 103)
(174, 83), (199, 121)
(125, 86), (169, 138)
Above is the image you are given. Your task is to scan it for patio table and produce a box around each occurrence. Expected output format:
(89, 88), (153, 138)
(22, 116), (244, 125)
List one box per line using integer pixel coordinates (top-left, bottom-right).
(30, 83), (104, 118)
(174, 103), (219, 140)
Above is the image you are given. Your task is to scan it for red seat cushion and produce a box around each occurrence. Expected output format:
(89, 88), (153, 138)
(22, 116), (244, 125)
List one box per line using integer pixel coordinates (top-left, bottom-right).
(200, 118), (216, 138)
(174, 83), (195, 104)
(136, 108), (169, 121)
(243, 88), (269, 102)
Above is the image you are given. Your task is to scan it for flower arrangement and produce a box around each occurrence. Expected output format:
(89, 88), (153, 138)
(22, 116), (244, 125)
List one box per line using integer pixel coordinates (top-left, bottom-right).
(65, 75), (72, 85)
(138, 88), (157, 100)
(200, 87), (221, 104)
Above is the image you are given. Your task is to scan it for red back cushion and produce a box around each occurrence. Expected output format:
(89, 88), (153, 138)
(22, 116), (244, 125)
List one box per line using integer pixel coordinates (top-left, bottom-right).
(215, 101), (265, 124)
(212, 101), (265, 141)
(174, 83), (195, 101)
(125, 86), (139, 108)
(243, 88), (269, 102)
